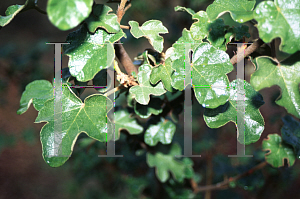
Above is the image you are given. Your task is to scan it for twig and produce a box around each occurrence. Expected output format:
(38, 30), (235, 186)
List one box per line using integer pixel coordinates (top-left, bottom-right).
(104, 85), (125, 97)
(120, 25), (130, 29)
(124, 3), (131, 12)
(117, 0), (127, 23)
(193, 161), (268, 193)
(114, 41), (139, 76)
(230, 38), (264, 65)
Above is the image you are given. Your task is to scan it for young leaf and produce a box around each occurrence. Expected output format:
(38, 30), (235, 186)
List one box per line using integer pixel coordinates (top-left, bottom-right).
(129, 64), (166, 105)
(115, 109), (143, 135)
(35, 84), (113, 167)
(47, 0), (93, 30)
(262, 134), (296, 167)
(17, 80), (53, 115)
(281, 115), (300, 158)
(204, 79), (265, 144)
(150, 58), (174, 92)
(174, 6), (195, 16)
(144, 118), (176, 146)
(129, 20), (168, 53)
(146, 143), (194, 183)
(85, 4), (120, 33)
(63, 25), (125, 82)
(192, 43), (233, 108)
(250, 55), (300, 118)
(0, 0), (36, 27)
(206, 0), (256, 23)
(254, 0), (300, 54)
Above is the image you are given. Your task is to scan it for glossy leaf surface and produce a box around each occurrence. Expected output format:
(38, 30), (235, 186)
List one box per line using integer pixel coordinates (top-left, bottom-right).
(144, 118), (176, 146)
(174, 6), (195, 16)
(204, 79), (265, 144)
(281, 115), (300, 158)
(250, 56), (300, 118)
(47, 0), (93, 30)
(254, 0), (300, 54)
(115, 109), (143, 135)
(146, 143), (194, 182)
(17, 80), (53, 114)
(192, 43), (233, 108)
(206, 0), (256, 23)
(85, 4), (120, 33)
(129, 64), (166, 105)
(262, 134), (296, 167)
(35, 84), (112, 167)
(63, 25), (125, 82)
(150, 58), (174, 92)
(129, 20), (168, 53)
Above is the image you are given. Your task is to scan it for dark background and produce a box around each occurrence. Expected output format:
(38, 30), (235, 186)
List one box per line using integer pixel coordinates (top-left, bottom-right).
(0, 0), (299, 198)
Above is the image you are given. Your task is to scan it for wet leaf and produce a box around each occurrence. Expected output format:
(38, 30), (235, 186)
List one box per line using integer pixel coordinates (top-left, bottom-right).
(204, 79), (265, 144)
(254, 0), (300, 54)
(35, 83), (112, 167)
(63, 25), (125, 82)
(150, 58), (174, 92)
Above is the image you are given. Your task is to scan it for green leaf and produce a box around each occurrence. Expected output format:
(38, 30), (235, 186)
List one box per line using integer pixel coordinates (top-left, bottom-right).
(63, 25), (125, 82)
(129, 20), (168, 53)
(253, 0), (300, 54)
(250, 55), (300, 118)
(17, 80), (53, 115)
(225, 25), (251, 43)
(262, 134), (296, 167)
(190, 11), (210, 41)
(134, 97), (163, 119)
(0, 0), (36, 27)
(35, 84), (112, 167)
(85, 4), (120, 33)
(146, 143), (194, 183)
(92, 69), (111, 93)
(192, 43), (233, 108)
(281, 115), (300, 158)
(174, 6), (195, 16)
(115, 109), (143, 135)
(204, 79), (265, 144)
(206, 0), (256, 23)
(144, 118), (176, 146)
(129, 64), (166, 105)
(150, 58), (174, 92)
(47, 0), (93, 30)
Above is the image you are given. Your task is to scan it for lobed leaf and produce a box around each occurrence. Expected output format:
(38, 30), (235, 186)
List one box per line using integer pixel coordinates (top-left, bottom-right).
(35, 83), (113, 167)
(204, 79), (265, 144)
(129, 20), (168, 53)
(63, 25), (125, 82)
(150, 58), (174, 92)
(253, 0), (300, 54)
(129, 64), (166, 105)
(85, 4), (120, 33)
(250, 55), (300, 118)
(17, 80), (53, 115)
(115, 109), (143, 135)
(146, 143), (194, 182)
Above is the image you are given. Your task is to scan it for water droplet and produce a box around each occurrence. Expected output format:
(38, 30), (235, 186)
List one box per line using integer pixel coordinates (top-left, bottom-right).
(240, 19), (244, 22)
(256, 10), (260, 14)
(270, 16), (273, 19)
